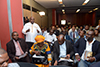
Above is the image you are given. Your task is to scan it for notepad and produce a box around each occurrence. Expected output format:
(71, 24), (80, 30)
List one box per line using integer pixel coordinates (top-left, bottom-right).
(32, 54), (45, 58)
(59, 58), (73, 62)
(19, 52), (28, 59)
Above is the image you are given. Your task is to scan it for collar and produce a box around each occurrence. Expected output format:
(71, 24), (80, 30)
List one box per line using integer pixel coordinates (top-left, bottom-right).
(29, 22), (34, 25)
(85, 38), (96, 42)
(60, 41), (66, 46)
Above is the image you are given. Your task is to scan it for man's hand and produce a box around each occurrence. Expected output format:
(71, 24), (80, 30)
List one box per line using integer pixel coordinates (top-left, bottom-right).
(65, 54), (70, 59)
(34, 51), (41, 55)
(15, 57), (20, 60)
(75, 55), (81, 61)
(26, 29), (30, 33)
(87, 57), (95, 62)
(24, 52), (28, 57)
(54, 60), (58, 66)
(37, 30), (39, 33)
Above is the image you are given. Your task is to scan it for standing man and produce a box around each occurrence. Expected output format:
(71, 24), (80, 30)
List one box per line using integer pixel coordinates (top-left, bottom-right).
(6, 31), (29, 62)
(74, 30), (100, 67)
(22, 16), (41, 50)
(53, 34), (74, 66)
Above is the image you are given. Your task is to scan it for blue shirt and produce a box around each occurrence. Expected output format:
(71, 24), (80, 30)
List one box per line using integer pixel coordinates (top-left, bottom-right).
(59, 41), (66, 58)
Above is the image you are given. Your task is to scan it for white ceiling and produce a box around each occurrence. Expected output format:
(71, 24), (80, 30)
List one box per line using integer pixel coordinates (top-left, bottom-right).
(34, 0), (100, 13)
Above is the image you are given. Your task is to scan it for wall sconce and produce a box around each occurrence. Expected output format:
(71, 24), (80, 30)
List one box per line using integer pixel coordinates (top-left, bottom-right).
(39, 11), (45, 17)
(39, 11), (45, 27)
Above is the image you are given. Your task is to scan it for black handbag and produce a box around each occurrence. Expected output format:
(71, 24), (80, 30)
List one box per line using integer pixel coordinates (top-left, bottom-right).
(32, 52), (48, 65)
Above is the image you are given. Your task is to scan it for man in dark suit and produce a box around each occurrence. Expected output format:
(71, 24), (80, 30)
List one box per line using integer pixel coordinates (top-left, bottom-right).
(53, 34), (74, 66)
(6, 31), (30, 62)
(74, 30), (100, 67)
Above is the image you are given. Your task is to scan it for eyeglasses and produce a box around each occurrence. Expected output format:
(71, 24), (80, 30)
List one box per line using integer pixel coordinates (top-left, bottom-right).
(0, 58), (9, 65)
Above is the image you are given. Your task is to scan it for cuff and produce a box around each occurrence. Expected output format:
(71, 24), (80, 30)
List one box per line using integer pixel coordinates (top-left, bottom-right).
(94, 57), (96, 61)
(75, 53), (79, 55)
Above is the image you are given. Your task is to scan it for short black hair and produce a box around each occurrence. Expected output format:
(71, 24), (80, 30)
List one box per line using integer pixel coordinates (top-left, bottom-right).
(12, 31), (18, 36)
(0, 48), (7, 55)
(83, 30), (86, 34)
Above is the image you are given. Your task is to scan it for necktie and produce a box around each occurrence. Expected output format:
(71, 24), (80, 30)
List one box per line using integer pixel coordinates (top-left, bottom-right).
(73, 32), (75, 39)
(17, 42), (24, 55)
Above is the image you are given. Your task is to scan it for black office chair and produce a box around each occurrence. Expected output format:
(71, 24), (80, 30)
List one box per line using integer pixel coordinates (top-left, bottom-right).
(49, 65), (71, 67)
(17, 62), (38, 67)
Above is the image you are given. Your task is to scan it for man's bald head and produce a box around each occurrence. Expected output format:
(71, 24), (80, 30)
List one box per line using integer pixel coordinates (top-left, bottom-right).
(0, 48), (9, 67)
(0, 48), (7, 55)
(58, 34), (64, 40)
(58, 34), (65, 45)
(30, 16), (35, 24)
(86, 30), (95, 42)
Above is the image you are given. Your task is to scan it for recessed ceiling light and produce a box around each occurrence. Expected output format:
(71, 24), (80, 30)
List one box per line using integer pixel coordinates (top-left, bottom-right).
(82, 0), (90, 5)
(58, 0), (63, 4)
(93, 8), (98, 11)
(76, 9), (80, 13)
(62, 9), (65, 12)
(89, 10), (92, 13)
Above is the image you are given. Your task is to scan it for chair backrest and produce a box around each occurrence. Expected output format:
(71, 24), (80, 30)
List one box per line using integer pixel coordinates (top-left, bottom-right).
(17, 62), (38, 67)
(49, 65), (71, 67)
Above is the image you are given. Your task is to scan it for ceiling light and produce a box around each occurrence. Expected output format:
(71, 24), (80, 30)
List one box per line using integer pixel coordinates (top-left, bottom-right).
(62, 4), (65, 7)
(62, 9), (65, 12)
(61, 20), (66, 25)
(93, 8), (98, 11)
(82, 0), (90, 5)
(76, 9), (80, 13)
(58, 0), (63, 4)
(89, 10), (92, 13)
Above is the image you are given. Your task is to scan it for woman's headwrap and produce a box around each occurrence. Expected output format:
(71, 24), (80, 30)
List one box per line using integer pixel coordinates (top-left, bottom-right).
(35, 35), (45, 43)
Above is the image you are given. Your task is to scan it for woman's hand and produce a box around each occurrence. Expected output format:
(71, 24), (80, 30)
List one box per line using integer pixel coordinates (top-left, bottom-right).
(49, 62), (51, 66)
(34, 51), (41, 55)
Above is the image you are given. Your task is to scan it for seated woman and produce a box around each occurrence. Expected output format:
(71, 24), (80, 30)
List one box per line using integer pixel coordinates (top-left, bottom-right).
(30, 35), (52, 67)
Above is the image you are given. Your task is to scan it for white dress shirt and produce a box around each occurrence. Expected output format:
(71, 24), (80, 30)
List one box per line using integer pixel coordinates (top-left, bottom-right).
(81, 38), (95, 60)
(8, 63), (20, 67)
(41, 31), (47, 37)
(22, 22), (41, 43)
(45, 33), (57, 43)
(68, 28), (77, 35)
(59, 41), (66, 58)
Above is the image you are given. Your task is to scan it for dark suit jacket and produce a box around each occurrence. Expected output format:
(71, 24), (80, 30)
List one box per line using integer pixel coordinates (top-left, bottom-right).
(6, 38), (28, 62)
(74, 38), (100, 61)
(53, 40), (74, 61)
